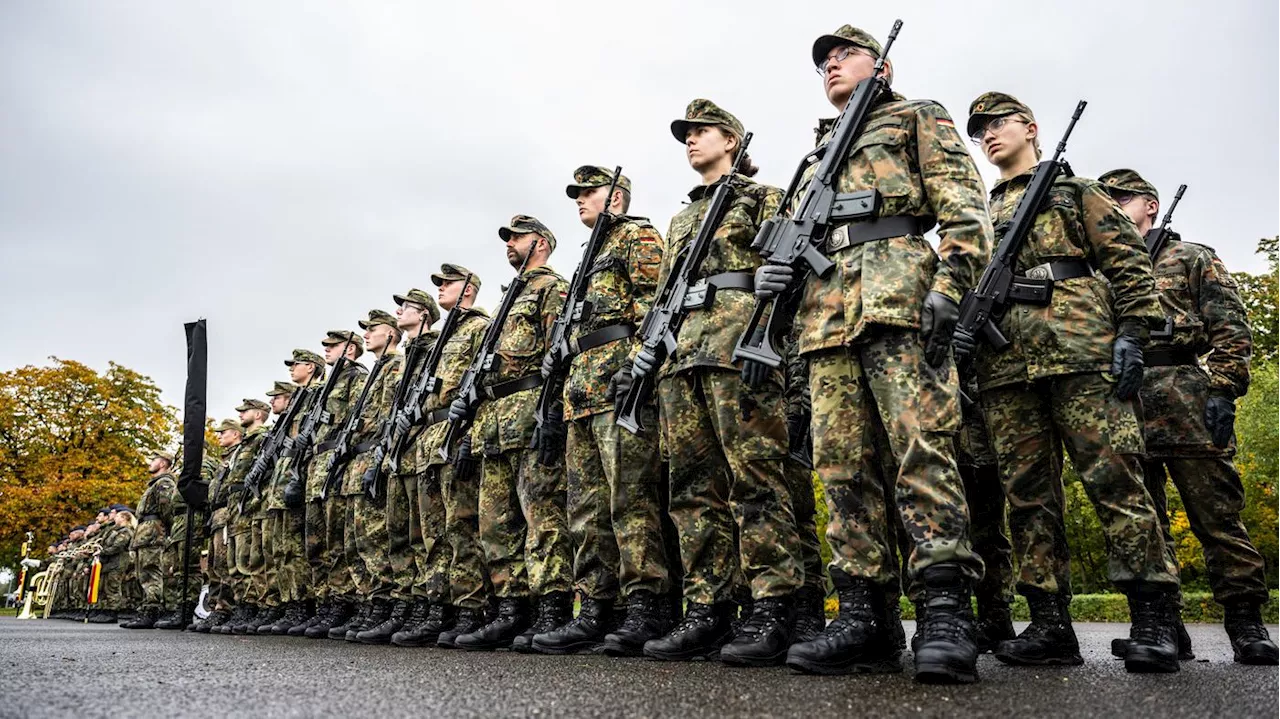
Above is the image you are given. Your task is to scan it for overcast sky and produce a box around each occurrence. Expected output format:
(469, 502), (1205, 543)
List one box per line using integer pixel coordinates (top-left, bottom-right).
(2, 1), (1276, 427)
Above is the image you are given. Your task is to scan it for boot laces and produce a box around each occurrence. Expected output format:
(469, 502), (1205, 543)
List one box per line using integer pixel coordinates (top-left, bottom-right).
(737, 599), (786, 638)
(671, 605), (717, 636)
(1128, 597), (1168, 644)
(921, 592), (970, 643)
(619, 597), (656, 632)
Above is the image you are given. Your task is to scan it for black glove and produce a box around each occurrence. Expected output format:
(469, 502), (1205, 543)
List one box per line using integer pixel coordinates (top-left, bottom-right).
(740, 329), (770, 389)
(951, 325), (978, 367)
(1111, 329), (1145, 400)
(448, 397), (472, 424)
(536, 410), (567, 467)
(292, 429), (313, 452)
(920, 291), (960, 368)
(1204, 391), (1236, 449)
(608, 367), (634, 416)
(540, 352), (557, 380)
(754, 264), (794, 300)
(282, 476), (304, 509)
(393, 410), (413, 436)
(632, 349), (658, 380)
(453, 436), (479, 481)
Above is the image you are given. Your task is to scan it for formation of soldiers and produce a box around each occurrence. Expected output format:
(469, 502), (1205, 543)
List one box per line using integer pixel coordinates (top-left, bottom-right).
(29, 22), (1278, 684)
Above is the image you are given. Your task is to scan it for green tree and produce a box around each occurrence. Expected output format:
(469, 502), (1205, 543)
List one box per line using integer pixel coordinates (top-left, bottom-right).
(1234, 236), (1278, 360)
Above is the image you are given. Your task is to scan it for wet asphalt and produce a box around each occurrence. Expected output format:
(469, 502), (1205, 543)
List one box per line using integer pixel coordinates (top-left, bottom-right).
(0, 618), (1275, 718)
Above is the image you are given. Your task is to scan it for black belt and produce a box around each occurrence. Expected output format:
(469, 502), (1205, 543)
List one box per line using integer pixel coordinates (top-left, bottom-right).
(141, 514), (160, 522)
(1007, 259), (1095, 305)
(354, 440), (379, 453)
(227, 482), (244, 492)
(1145, 348), (1199, 367)
(683, 272), (754, 311)
(827, 215), (933, 252)
(424, 407), (453, 427)
(210, 501), (227, 511)
(569, 324), (634, 354)
(481, 374), (543, 401)
(315, 439), (340, 454)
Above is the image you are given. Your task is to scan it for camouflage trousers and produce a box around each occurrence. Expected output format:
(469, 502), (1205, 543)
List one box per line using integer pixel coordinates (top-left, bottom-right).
(960, 462), (1014, 605)
(386, 471), (430, 602)
(99, 562), (128, 611)
(439, 462), (490, 610)
(1144, 456), (1268, 605)
(234, 512), (270, 606)
(479, 447), (572, 598)
(415, 468), (451, 602)
(265, 508), (307, 604)
(656, 367), (802, 603)
(981, 372), (1178, 594)
(208, 524), (234, 610)
(162, 538), (200, 609)
(567, 409), (669, 600)
(344, 491), (392, 600)
(809, 332), (981, 586)
(133, 545), (164, 610)
(303, 497), (348, 603)
(784, 459), (826, 594)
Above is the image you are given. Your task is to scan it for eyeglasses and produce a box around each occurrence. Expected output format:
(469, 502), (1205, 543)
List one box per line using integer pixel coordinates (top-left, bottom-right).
(969, 116), (1026, 145)
(815, 45), (868, 75)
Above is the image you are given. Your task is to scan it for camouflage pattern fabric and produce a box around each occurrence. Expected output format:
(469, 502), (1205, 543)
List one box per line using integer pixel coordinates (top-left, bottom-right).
(342, 351), (403, 497)
(387, 471), (423, 602)
(981, 372), (1177, 594)
(955, 372), (1011, 603)
(439, 461), (490, 610)
(161, 537), (199, 609)
(130, 472), (177, 609)
(413, 469), (451, 602)
(305, 362), (369, 500)
(479, 448), (573, 598)
(264, 507), (306, 604)
(98, 523), (134, 611)
(227, 424), (268, 606)
(780, 333), (825, 594)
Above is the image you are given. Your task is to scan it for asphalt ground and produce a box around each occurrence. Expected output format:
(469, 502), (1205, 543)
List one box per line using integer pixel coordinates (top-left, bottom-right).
(0, 618), (1276, 718)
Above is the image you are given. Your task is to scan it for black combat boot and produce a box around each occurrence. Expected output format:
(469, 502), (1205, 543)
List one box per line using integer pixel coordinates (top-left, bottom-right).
(913, 564), (980, 684)
(456, 597), (532, 651)
(154, 606), (188, 630)
(974, 595), (1016, 654)
(198, 609), (231, 633)
(1123, 586), (1180, 673)
(349, 598), (392, 642)
(1224, 600), (1279, 665)
(438, 607), (486, 648)
(306, 600), (347, 639)
(254, 604), (287, 635)
(289, 602), (328, 637)
(791, 587), (827, 645)
(228, 604), (261, 635)
(209, 608), (238, 634)
(357, 599), (412, 645)
(394, 601), (454, 647)
(513, 592), (572, 653)
(643, 602), (735, 661)
(602, 590), (671, 657)
(122, 607), (160, 629)
(887, 596), (906, 656)
(721, 595), (794, 667)
(533, 596), (613, 655)
(786, 571), (900, 675)
(88, 609), (117, 625)
(218, 605), (248, 634)
(1110, 616), (1195, 660)
(387, 600), (431, 647)
(995, 589), (1082, 666)
(329, 601), (369, 640)
(270, 601), (310, 635)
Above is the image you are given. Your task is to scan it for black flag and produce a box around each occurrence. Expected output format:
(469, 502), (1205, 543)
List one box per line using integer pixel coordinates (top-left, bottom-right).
(179, 319), (209, 508)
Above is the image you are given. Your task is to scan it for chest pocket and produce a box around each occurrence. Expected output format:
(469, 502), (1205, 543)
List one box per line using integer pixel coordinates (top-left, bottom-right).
(500, 295), (543, 357)
(1017, 191), (1087, 269)
(847, 121), (915, 205)
(706, 196), (761, 275)
(583, 254), (627, 323)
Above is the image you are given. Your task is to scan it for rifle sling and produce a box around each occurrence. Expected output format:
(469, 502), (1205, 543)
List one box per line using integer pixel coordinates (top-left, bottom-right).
(423, 407), (453, 427)
(353, 440), (380, 453)
(683, 272), (754, 311)
(314, 438), (340, 454)
(568, 323), (634, 355)
(826, 215), (932, 253)
(1145, 348), (1198, 367)
(481, 373), (543, 401)
(1007, 259), (1093, 304)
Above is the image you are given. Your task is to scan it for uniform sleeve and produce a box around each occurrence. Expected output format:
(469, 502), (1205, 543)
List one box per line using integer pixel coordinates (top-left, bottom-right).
(98, 528), (130, 558)
(626, 224), (664, 324)
(1196, 249), (1253, 396)
(542, 278), (569, 337)
(1079, 182), (1163, 336)
(915, 102), (994, 303)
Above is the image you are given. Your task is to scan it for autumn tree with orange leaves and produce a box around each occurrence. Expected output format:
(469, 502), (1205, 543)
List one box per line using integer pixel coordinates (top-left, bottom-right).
(0, 358), (177, 568)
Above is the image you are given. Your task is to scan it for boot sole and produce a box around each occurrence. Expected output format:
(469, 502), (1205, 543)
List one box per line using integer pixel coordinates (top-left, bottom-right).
(1112, 637), (1195, 661)
(600, 640), (645, 658)
(786, 656), (902, 676)
(531, 639), (601, 655)
(720, 646), (788, 667)
(994, 651), (1083, 667)
(1124, 649), (1179, 673)
(914, 658), (979, 685)
(643, 646), (724, 662)
(1234, 648), (1280, 665)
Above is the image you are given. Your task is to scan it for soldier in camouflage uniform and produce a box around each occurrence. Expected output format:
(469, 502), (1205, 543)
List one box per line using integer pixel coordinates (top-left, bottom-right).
(192, 418), (244, 631)
(952, 93), (1180, 673)
(450, 215), (575, 651)
(358, 292), (443, 644)
(98, 506), (136, 623)
(156, 453), (204, 630)
(213, 399), (271, 633)
(629, 99), (804, 667)
(393, 266), (493, 648)
(753, 27), (992, 682)
(1099, 168), (1277, 666)
(527, 166), (672, 656)
(122, 451), (180, 629)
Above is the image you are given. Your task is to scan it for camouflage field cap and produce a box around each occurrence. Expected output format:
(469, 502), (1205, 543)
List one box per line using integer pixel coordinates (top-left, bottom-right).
(265, 380), (298, 397)
(565, 165), (632, 200)
(1099, 168), (1160, 201)
(811, 25), (884, 69)
(236, 398), (271, 412)
(498, 214), (557, 251)
(150, 449), (176, 464)
(322, 329), (365, 356)
(431, 263), (482, 291)
(670, 99), (745, 143)
(966, 91), (1036, 139)
(392, 289), (443, 324)
(358, 309), (397, 330)
(215, 418), (243, 433)
(284, 348), (324, 368)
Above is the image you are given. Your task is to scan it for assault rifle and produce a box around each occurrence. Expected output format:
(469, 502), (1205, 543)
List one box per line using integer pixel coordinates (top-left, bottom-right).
(616, 135), (754, 434)
(281, 337), (358, 507)
(732, 19), (902, 368)
(951, 100), (1087, 357)
(320, 352), (393, 500)
(1146, 183), (1187, 339)
(239, 384), (313, 511)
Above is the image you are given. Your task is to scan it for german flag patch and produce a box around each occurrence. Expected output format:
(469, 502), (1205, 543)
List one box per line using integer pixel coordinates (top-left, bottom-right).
(936, 118), (955, 129)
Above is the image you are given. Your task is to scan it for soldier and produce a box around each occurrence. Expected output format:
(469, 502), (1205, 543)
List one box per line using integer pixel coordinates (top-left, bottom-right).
(392, 267), (492, 647)
(751, 26), (993, 682)
(627, 99), (803, 667)
(83, 509), (119, 623)
(122, 451), (180, 629)
(527, 166), (671, 656)
(99, 506), (137, 622)
(221, 391), (283, 634)
(449, 215), (574, 651)
(950, 93), (1180, 673)
(156, 453), (199, 630)
(1099, 168), (1277, 666)
(193, 418), (244, 632)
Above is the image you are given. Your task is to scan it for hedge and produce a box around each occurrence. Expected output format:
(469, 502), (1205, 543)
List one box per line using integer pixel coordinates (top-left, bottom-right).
(824, 590), (1280, 623)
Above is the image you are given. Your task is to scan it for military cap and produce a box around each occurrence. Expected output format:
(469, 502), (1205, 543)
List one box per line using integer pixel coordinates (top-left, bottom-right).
(116, 506), (134, 515)
(150, 449), (176, 464)
(322, 329), (365, 357)
(1099, 168), (1160, 201)
(284, 348), (324, 368)
(265, 381), (297, 397)
(565, 165), (632, 200)
(98, 506), (112, 515)
(71, 525), (87, 532)
(215, 418), (243, 434)
(498, 214), (557, 252)
(236, 397), (270, 413)
(392, 289), (443, 325)
(431, 263), (482, 290)
(811, 25), (883, 69)
(670, 99), (745, 144)
(966, 91), (1036, 139)
(358, 309), (397, 330)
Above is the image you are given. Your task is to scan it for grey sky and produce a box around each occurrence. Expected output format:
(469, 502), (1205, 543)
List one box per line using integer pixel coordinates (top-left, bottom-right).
(1, 1), (1276, 424)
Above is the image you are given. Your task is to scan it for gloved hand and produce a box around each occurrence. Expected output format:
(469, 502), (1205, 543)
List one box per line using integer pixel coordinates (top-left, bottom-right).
(453, 436), (479, 481)
(282, 476), (304, 509)
(448, 396), (472, 424)
(608, 367), (634, 416)
(951, 325), (978, 367)
(540, 352), (557, 380)
(1111, 328), (1145, 400)
(360, 465), (380, 500)
(754, 264), (794, 300)
(632, 349), (658, 380)
(392, 410), (413, 436)
(292, 428), (313, 452)
(1204, 391), (1236, 449)
(740, 329), (770, 388)
(536, 410), (567, 467)
(920, 291), (960, 368)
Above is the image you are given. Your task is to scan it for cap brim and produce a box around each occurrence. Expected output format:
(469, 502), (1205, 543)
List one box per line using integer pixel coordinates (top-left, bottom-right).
(965, 111), (1013, 140)
(811, 34), (849, 68)
(565, 183), (590, 199)
(283, 359), (295, 367)
(392, 293), (411, 306)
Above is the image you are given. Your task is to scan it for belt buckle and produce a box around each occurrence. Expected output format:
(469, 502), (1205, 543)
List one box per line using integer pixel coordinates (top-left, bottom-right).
(826, 225), (850, 253)
(683, 281), (708, 310)
(1024, 263), (1051, 281)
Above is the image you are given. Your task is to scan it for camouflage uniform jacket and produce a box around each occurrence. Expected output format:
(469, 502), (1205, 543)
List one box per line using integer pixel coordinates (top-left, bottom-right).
(341, 349), (403, 495)
(421, 310), (490, 467)
(305, 361), (370, 500)
(264, 379), (322, 510)
(1142, 235), (1252, 457)
(795, 93), (994, 355)
(565, 217), (663, 419)
(475, 266), (568, 454)
(130, 472), (178, 550)
(391, 329), (439, 476)
(974, 171), (1163, 391)
(208, 442), (241, 529)
(658, 174), (782, 378)
(98, 523), (133, 568)
(225, 424), (268, 513)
